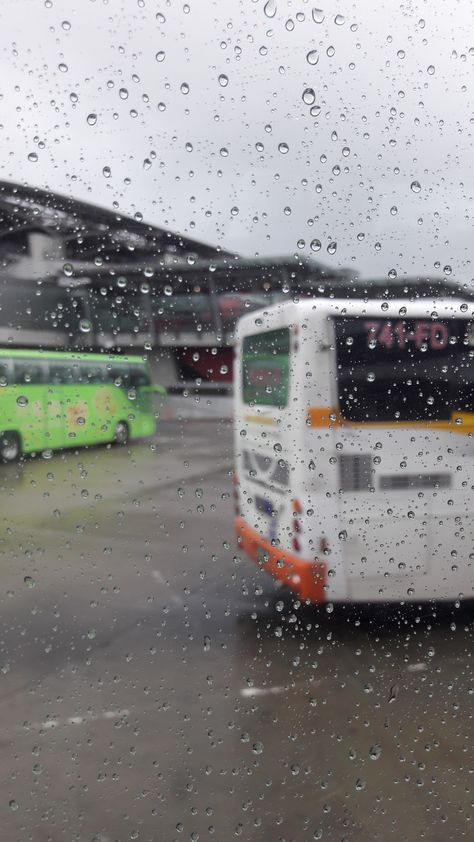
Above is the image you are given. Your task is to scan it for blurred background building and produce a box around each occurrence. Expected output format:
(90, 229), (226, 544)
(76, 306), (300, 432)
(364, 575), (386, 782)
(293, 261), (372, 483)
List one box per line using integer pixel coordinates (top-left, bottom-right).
(0, 181), (354, 416)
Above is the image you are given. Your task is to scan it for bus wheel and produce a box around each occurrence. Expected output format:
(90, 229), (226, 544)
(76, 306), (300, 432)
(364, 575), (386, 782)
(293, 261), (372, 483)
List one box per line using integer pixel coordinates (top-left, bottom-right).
(114, 421), (129, 446)
(0, 432), (20, 463)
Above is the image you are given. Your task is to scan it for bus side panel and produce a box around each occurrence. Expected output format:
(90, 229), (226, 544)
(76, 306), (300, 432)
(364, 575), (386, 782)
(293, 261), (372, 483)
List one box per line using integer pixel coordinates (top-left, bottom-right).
(7, 385), (46, 454)
(45, 385), (67, 451)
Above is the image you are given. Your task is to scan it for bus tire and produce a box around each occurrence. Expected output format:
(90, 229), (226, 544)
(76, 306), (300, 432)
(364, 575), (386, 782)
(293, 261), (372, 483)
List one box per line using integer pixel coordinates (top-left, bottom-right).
(113, 421), (129, 446)
(0, 431), (21, 463)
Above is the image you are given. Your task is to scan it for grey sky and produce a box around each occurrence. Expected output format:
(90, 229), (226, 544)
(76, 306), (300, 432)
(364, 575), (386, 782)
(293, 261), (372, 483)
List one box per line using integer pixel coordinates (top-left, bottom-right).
(1, 0), (473, 280)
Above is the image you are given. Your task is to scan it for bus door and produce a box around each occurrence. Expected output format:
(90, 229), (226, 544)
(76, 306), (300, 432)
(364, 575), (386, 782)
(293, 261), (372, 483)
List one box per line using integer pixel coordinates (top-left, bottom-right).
(45, 361), (69, 450)
(11, 358), (47, 452)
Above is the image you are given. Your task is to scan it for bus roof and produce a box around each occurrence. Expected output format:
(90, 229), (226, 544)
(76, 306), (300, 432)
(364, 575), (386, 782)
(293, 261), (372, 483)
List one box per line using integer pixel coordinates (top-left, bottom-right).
(0, 348), (148, 364)
(236, 297), (474, 338)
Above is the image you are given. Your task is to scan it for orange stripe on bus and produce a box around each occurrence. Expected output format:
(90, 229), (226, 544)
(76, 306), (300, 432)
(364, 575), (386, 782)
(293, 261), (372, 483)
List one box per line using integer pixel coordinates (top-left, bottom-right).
(235, 516), (326, 604)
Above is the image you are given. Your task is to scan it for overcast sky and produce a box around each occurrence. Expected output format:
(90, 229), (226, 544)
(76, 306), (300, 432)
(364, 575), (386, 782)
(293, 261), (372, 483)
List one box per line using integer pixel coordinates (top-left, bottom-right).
(1, 0), (474, 280)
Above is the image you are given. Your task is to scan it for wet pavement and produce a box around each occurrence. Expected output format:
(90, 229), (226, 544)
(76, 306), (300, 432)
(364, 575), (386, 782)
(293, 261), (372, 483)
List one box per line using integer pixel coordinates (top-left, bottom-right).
(0, 420), (472, 841)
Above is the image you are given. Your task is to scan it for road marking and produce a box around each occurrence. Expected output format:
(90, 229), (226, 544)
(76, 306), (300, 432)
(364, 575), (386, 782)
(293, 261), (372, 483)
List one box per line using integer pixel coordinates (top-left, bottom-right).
(406, 662), (427, 672)
(27, 708), (130, 731)
(150, 570), (183, 606)
(241, 685), (287, 698)
(240, 680), (321, 698)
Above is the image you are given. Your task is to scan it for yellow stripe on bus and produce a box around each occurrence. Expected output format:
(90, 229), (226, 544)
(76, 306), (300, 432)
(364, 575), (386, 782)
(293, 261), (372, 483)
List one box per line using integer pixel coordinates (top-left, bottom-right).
(244, 414), (276, 426)
(307, 407), (474, 434)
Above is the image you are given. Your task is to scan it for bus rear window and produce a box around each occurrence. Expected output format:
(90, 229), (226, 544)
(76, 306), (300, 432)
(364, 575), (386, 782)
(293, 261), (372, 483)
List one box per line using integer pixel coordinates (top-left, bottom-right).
(242, 328), (290, 407)
(335, 317), (474, 422)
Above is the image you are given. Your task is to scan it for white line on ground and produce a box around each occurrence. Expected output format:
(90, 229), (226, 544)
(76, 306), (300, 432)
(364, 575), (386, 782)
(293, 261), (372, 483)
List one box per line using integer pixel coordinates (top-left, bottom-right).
(406, 662), (427, 672)
(150, 570), (183, 606)
(28, 708), (130, 731)
(241, 685), (288, 698)
(240, 680), (321, 698)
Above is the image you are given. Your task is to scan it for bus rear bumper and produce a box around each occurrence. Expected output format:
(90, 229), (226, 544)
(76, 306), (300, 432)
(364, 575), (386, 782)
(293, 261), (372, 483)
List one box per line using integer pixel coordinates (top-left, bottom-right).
(235, 516), (327, 604)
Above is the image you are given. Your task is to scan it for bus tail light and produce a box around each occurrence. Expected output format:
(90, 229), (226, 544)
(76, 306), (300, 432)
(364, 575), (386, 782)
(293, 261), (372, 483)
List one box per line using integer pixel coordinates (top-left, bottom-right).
(291, 498), (302, 553)
(232, 473), (240, 516)
(319, 536), (328, 555)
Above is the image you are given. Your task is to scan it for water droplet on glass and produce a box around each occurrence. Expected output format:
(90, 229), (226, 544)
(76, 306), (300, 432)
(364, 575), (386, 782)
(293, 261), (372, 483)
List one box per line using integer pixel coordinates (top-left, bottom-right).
(312, 8), (325, 23)
(427, 64), (435, 75)
(61, 20), (71, 30)
(218, 73), (228, 87)
(302, 87), (316, 105)
(119, 87), (129, 100)
(28, 152), (38, 163)
(155, 50), (166, 62)
(80, 319), (92, 333)
(102, 166), (111, 178)
(87, 113), (97, 126)
(410, 180), (421, 193)
(143, 158), (152, 170)
(9, 800), (18, 811)
(334, 14), (345, 25)
(444, 264), (452, 275)
(388, 683), (399, 703)
(278, 142), (289, 154)
(306, 49), (319, 65)
(180, 82), (190, 95)
(58, 62), (68, 73)
(369, 744), (381, 760)
(16, 396), (28, 408)
(327, 241), (337, 254)
(310, 239), (321, 252)
(24, 576), (36, 589)
(263, 0), (277, 18)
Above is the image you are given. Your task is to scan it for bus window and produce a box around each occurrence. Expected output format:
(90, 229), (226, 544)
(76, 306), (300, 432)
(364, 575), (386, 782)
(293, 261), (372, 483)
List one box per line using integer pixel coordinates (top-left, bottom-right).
(48, 362), (79, 385)
(13, 359), (44, 385)
(108, 365), (129, 388)
(0, 360), (11, 385)
(129, 366), (151, 388)
(242, 327), (290, 407)
(335, 317), (474, 422)
(81, 363), (106, 384)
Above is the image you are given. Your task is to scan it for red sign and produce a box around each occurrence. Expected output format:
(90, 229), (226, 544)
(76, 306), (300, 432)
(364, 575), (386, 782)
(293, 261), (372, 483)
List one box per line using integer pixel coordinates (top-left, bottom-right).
(248, 367), (282, 387)
(364, 320), (449, 350)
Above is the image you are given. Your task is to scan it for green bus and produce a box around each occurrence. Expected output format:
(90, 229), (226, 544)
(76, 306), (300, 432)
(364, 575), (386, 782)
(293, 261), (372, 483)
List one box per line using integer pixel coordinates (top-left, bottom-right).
(0, 349), (165, 462)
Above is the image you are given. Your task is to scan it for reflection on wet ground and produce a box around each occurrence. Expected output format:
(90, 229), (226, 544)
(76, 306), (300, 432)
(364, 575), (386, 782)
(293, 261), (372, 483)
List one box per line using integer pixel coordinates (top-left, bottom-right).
(0, 421), (471, 841)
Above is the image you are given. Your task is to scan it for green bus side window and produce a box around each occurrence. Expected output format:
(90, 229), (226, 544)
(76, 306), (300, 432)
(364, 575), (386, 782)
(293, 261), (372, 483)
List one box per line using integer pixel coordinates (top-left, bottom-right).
(14, 360), (44, 385)
(80, 365), (105, 384)
(129, 367), (150, 387)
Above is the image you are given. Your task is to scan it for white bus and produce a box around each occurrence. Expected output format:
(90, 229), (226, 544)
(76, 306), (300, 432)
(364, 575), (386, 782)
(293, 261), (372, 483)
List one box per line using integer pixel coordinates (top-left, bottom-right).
(234, 296), (474, 605)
